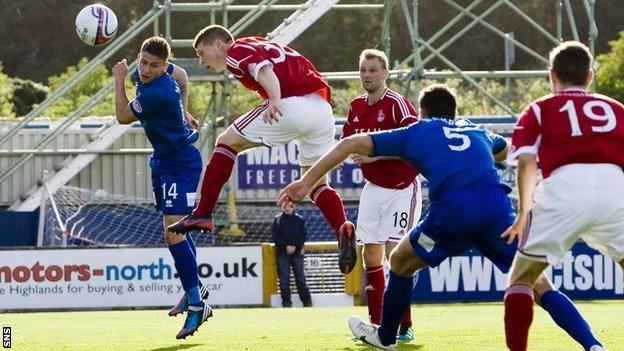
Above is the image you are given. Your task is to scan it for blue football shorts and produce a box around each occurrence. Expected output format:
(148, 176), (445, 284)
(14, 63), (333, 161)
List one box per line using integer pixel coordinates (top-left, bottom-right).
(408, 187), (517, 273)
(150, 146), (202, 216)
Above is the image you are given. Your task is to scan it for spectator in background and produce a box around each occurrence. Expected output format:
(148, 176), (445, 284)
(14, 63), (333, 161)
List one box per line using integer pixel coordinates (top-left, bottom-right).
(271, 203), (312, 308)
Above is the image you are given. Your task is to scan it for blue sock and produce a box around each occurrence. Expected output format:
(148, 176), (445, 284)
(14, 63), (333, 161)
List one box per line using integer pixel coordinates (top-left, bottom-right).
(186, 286), (202, 306)
(168, 240), (201, 304)
(540, 290), (602, 350)
(378, 270), (413, 345)
(186, 233), (197, 257)
(185, 234), (204, 289)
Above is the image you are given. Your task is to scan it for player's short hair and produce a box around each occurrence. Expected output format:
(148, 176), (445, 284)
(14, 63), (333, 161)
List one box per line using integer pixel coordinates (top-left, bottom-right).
(549, 41), (593, 86)
(419, 84), (457, 119)
(141, 36), (170, 61)
(359, 49), (388, 70)
(193, 25), (234, 48)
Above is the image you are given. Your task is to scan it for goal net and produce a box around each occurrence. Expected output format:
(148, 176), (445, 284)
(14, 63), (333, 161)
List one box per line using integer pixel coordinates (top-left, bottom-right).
(41, 185), (361, 247)
(40, 164), (516, 248)
(42, 185), (169, 247)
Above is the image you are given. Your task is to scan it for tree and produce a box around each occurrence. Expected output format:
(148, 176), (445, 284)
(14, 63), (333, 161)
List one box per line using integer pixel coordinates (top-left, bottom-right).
(11, 78), (49, 117)
(596, 31), (624, 102)
(0, 63), (15, 118)
(43, 58), (125, 118)
(2, 1), (623, 83)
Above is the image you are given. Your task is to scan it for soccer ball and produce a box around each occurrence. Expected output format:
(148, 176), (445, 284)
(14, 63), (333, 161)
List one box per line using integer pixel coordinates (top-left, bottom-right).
(75, 4), (118, 46)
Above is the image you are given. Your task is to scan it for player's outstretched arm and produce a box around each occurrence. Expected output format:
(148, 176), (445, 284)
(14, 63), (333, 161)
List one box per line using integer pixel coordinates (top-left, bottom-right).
(351, 154), (401, 164)
(256, 66), (282, 124)
(500, 153), (538, 244)
(112, 59), (137, 124)
(277, 134), (373, 208)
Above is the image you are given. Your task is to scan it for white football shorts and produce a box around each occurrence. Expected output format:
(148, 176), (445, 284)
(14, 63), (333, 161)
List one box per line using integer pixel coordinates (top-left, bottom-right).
(518, 163), (624, 265)
(356, 178), (422, 244)
(231, 92), (335, 167)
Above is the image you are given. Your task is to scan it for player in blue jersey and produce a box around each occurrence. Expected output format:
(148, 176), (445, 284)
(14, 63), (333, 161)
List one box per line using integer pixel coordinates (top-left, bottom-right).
(278, 84), (602, 350)
(112, 36), (212, 340)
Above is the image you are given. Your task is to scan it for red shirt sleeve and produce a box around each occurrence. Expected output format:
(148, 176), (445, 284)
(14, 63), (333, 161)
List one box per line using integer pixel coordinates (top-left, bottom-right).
(227, 41), (272, 81)
(508, 102), (542, 161)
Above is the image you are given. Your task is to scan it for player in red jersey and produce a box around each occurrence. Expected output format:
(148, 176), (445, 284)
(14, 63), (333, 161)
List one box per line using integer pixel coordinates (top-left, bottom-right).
(503, 41), (623, 351)
(168, 25), (357, 274)
(343, 49), (421, 342)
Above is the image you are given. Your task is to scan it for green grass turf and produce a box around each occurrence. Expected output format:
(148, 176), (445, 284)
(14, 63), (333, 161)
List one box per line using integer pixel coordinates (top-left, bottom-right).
(1, 301), (622, 350)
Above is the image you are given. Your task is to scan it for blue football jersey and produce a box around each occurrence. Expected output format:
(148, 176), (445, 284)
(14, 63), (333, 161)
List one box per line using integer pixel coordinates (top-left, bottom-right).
(371, 118), (508, 200)
(129, 63), (198, 159)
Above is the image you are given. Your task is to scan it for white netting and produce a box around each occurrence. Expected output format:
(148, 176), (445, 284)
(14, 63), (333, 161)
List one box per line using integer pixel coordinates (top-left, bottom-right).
(42, 186), (169, 247)
(41, 185), (360, 247)
(42, 164), (517, 247)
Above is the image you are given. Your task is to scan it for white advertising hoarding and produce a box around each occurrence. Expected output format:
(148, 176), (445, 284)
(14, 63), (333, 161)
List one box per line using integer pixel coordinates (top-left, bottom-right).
(0, 247), (262, 310)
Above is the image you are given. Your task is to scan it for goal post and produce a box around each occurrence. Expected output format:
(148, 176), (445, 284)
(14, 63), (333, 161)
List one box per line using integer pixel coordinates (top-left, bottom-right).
(261, 242), (363, 307)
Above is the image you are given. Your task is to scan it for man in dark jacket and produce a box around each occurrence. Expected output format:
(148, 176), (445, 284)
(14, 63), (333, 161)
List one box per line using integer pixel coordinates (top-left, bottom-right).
(271, 204), (312, 307)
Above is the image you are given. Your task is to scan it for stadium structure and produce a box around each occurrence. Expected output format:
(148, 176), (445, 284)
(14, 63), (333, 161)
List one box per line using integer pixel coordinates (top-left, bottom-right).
(1, 1), (613, 312)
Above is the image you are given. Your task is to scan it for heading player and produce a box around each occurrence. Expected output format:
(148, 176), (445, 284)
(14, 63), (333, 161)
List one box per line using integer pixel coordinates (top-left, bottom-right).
(343, 49), (421, 341)
(112, 36), (211, 340)
(278, 84), (601, 350)
(503, 41), (621, 351)
(168, 25), (357, 275)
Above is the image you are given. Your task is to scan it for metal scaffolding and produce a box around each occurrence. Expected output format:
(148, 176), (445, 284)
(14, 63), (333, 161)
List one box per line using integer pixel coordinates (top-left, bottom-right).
(0, 0), (598, 209)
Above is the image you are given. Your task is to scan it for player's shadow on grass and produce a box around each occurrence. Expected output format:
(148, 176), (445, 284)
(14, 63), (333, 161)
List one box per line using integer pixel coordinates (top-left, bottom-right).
(344, 343), (423, 350)
(145, 344), (203, 351)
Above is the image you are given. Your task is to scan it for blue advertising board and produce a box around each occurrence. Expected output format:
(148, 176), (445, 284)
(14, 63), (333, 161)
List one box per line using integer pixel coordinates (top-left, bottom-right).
(237, 140), (365, 189)
(411, 242), (624, 302)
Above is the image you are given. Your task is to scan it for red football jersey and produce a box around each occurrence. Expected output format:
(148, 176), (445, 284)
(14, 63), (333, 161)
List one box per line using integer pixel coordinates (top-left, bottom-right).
(226, 37), (330, 102)
(343, 88), (419, 189)
(509, 88), (624, 178)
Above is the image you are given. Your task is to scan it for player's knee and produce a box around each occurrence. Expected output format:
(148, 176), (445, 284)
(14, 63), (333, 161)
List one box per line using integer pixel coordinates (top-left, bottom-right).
(216, 129), (254, 152)
(509, 258), (547, 286)
(164, 231), (186, 245)
(362, 252), (382, 269)
(532, 273), (555, 303)
(362, 244), (385, 268)
(388, 249), (409, 274)
(215, 131), (234, 147)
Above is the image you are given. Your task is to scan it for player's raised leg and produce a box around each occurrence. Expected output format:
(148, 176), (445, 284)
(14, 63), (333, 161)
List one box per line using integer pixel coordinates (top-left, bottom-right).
(168, 127), (263, 234)
(296, 93), (354, 274)
(306, 174), (355, 274)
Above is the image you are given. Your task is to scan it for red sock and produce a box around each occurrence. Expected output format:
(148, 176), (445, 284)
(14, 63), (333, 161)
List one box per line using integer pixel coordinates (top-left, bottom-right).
(310, 184), (347, 234)
(365, 266), (385, 325)
(504, 285), (534, 351)
(192, 144), (237, 217)
(400, 304), (412, 327)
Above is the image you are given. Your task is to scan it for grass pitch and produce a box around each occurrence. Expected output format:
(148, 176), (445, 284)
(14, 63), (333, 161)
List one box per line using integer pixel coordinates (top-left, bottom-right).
(2, 301), (622, 350)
